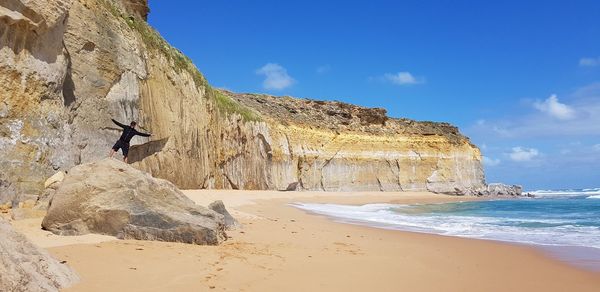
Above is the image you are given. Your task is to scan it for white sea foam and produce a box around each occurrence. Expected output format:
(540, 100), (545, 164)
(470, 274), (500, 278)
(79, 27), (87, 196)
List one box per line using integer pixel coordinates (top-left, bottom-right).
(529, 188), (600, 198)
(587, 195), (600, 199)
(292, 203), (600, 250)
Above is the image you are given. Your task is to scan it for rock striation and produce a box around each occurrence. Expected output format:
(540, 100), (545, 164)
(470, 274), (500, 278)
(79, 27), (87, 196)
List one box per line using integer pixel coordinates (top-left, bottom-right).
(0, 0), (504, 197)
(42, 158), (227, 245)
(0, 217), (79, 292)
(219, 91), (485, 193)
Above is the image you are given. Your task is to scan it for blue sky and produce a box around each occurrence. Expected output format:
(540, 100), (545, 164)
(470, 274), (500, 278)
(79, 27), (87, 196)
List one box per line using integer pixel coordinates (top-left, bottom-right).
(148, 1), (600, 190)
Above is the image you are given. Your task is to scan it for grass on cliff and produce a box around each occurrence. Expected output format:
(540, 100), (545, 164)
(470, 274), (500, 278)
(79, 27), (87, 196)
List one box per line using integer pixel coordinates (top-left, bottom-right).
(210, 89), (262, 122)
(99, 0), (260, 123)
(100, 0), (205, 89)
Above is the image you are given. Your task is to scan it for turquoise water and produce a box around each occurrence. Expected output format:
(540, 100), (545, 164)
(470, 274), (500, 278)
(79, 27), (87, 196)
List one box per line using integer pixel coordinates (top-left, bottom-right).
(293, 188), (600, 270)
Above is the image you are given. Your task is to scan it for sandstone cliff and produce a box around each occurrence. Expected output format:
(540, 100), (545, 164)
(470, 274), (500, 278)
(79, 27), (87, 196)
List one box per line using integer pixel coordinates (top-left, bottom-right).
(219, 91), (485, 192)
(0, 0), (487, 199)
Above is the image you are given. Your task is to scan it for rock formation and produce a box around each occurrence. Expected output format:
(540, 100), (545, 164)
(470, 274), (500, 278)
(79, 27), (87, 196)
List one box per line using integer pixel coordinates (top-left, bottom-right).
(33, 171), (65, 211)
(220, 91), (485, 193)
(42, 158), (227, 245)
(209, 200), (240, 230)
(482, 183), (523, 196)
(0, 217), (79, 292)
(1, 0), (500, 198)
(44, 171), (65, 189)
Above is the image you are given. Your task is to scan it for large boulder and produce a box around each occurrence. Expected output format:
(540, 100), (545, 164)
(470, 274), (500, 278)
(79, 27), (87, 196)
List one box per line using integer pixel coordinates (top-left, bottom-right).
(42, 158), (227, 245)
(0, 218), (79, 292)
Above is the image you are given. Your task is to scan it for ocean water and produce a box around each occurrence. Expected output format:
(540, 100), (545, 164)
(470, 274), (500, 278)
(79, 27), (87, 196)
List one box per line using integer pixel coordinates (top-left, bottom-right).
(292, 188), (600, 270)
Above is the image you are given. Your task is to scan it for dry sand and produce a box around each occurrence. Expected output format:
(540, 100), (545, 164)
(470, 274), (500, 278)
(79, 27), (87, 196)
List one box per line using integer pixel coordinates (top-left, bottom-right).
(11, 190), (600, 291)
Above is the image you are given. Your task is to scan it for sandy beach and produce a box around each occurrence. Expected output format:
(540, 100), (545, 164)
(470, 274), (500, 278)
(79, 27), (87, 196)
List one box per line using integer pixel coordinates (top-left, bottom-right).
(11, 190), (600, 291)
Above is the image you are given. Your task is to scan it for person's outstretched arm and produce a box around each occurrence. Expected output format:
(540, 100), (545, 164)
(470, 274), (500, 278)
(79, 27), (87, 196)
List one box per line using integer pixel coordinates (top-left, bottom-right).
(111, 119), (127, 129)
(134, 129), (151, 137)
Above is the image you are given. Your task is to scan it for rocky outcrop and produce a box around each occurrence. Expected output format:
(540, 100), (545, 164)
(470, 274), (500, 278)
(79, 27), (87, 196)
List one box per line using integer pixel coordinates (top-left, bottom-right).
(0, 217), (79, 292)
(482, 183), (523, 196)
(0, 0), (492, 197)
(0, 0), (75, 199)
(208, 200), (240, 230)
(42, 158), (227, 245)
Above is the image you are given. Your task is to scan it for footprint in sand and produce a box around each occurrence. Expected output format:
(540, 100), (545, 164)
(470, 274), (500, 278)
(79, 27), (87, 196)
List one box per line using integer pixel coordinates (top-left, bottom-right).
(332, 242), (364, 255)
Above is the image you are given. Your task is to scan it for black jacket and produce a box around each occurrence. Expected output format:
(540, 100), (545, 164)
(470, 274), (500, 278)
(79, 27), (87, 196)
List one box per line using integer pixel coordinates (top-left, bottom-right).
(112, 119), (151, 143)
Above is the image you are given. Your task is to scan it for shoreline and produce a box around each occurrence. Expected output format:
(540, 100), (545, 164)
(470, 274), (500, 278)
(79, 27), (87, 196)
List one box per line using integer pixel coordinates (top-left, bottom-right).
(10, 190), (600, 291)
(286, 196), (600, 272)
(294, 204), (600, 272)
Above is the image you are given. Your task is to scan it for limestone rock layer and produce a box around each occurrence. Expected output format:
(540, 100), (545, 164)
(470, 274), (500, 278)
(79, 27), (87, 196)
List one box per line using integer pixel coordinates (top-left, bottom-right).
(0, 0), (486, 196)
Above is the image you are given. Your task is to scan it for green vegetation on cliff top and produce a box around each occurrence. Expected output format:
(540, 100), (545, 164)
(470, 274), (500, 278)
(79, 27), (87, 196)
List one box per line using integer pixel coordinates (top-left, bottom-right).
(100, 0), (260, 122)
(101, 0), (206, 88)
(210, 89), (262, 122)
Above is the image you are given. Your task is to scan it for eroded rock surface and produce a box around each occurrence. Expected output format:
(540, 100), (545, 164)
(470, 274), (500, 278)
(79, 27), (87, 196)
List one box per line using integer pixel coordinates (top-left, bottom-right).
(42, 158), (227, 245)
(0, 218), (79, 292)
(217, 91), (485, 193)
(1, 0), (498, 196)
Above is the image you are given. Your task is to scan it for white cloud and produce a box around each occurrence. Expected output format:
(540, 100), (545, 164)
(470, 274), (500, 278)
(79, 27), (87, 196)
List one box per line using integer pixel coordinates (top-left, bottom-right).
(509, 147), (539, 162)
(593, 144), (600, 152)
(533, 94), (576, 120)
(475, 92), (600, 137)
(579, 57), (600, 67)
(383, 72), (423, 85)
(316, 65), (331, 74)
(482, 156), (501, 166)
(256, 63), (295, 90)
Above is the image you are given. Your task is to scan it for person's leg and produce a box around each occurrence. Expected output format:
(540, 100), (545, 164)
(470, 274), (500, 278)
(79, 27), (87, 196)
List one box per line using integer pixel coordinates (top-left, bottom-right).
(123, 144), (129, 163)
(109, 145), (118, 158)
(110, 141), (121, 158)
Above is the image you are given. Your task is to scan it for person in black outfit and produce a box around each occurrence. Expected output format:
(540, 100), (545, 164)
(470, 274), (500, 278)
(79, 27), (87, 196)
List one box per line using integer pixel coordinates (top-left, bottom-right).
(109, 119), (151, 163)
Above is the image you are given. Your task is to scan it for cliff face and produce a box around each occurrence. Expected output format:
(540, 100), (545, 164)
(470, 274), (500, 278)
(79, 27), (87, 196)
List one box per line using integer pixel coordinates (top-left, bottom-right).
(1, 0), (75, 198)
(221, 92), (484, 192)
(0, 0), (485, 200)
